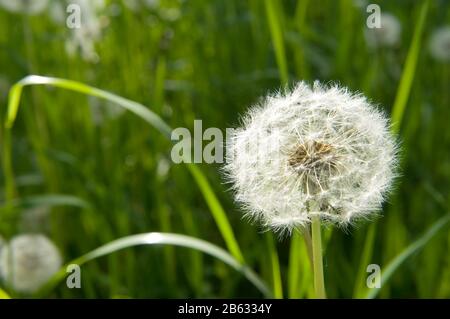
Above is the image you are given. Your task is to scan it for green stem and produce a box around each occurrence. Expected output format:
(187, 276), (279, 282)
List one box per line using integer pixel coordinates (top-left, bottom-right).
(311, 216), (326, 298)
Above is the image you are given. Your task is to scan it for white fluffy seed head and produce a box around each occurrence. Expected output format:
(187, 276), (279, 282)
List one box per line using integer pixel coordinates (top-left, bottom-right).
(365, 13), (401, 48)
(0, 0), (48, 15)
(64, 0), (107, 63)
(224, 82), (398, 235)
(429, 26), (450, 62)
(0, 234), (62, 293)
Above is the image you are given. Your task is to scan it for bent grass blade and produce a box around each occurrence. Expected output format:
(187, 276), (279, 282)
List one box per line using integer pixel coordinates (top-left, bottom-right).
(37, 232), (271, 297)
(4, 75), (244, 263)
(362, 214), (450, 299)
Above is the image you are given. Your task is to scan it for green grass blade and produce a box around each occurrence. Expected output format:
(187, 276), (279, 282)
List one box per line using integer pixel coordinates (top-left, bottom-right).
(288, 231), (302, 298)
(288, 229), (313, 298)
(186, 164), (244, 262)
(263, 0), (289, 297)
(0, 288), (11, 299)
(265, 233), (283, 298)
(0, 194), (91, 212)
(391, 0), (430, 133)
(352, 223), (376, 298)
(293, 0), (310, 79)
(357, 0), (431, 298)
(363, 214), (450, 299)
(37, 232), (270, 297)
(264, 0), (289, 85)
(4, 75), (244, 263)
(6, 75), (172, 136)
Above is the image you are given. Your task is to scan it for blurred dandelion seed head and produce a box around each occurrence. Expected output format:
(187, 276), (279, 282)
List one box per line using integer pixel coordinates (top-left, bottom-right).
(0, 234), (62, 293)
(0, 0), (48, 15)
(365, 13), (401, 48)
(48, 0), (65, 24)
(224, 82), (398, 234)
(429, 26), (450, 62)
(64, 0), (108, 63)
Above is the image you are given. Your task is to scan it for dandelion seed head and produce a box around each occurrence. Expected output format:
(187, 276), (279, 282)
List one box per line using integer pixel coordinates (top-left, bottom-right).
(365, 13), (401, 48)
(429, 26), (450, 62)
(224, 82), (398, 234)
(0, 234), (62, 293)
(48, 0), (65, 24)
(0, 0), (48, 15)
(65, 0), (107, 63)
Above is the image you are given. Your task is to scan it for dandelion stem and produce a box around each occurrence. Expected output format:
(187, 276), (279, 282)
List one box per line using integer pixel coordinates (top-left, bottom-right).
(311, 216), (326, 298)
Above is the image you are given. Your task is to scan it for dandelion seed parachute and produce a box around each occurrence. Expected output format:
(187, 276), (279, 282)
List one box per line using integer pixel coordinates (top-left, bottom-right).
(224, 82), (398, 234)
(364, 13), (401, 48)
(429, 26), (450, 62)
(0, 234), (62, 293)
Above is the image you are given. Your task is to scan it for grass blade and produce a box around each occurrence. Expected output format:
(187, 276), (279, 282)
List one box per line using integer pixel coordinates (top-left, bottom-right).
(264, 0), (289, 85)
(6, 75), (172, 136)
(186, 164), (244, 262)
(352, 223), (376, 298)
(37, 232), (270, 297)
(391, 0), (430, 133)
(356, 0), (431, 298)
(0, 288), (11, 299)
(288, 229), (313, 298)
(0, 194), (90, 211)
(363, 214), (450, 299)
(288, 231), (302, 298)
(4, 75), (244, 263)
(265, 233), (283, 298)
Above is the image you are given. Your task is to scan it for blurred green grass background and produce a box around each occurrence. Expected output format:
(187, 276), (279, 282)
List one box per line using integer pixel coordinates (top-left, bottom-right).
(0, 0), (449, 298)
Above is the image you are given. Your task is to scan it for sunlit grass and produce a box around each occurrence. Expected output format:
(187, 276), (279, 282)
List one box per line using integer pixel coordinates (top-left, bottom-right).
(0, 0), (449, 298)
